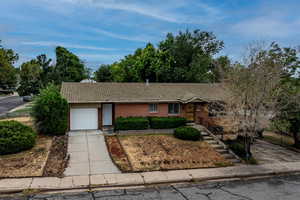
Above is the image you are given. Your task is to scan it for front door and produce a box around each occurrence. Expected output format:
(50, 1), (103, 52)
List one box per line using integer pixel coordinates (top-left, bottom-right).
(102, 104), (113, 126)
(184, 103), (195, 122)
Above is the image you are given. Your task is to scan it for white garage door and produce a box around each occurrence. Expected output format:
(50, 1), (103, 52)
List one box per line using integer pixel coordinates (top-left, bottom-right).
(70, 108), (98, 130)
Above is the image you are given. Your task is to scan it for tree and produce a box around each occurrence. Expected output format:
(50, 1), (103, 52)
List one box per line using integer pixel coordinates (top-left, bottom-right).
(0, 41), (18, 89)
(94, 64), (113, 82)
(222, 42), (291, 159)
(17, 60), (42, 96)
(102, 30), (224, 83)
(36, 54), (53, 87)
(31, 84), (68, 135)
(54, 46), (88, 84)
(158, 30), (224, 82)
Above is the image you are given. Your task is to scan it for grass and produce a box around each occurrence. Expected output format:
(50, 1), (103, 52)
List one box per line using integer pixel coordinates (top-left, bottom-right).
(263, 131), (294, 147)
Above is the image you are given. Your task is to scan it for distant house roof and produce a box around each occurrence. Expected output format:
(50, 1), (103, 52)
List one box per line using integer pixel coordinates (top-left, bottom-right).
(61, 82), (227, 103)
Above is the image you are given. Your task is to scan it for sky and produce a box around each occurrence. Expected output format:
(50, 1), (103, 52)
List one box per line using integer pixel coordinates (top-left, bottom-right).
(0, 0), (300, 70)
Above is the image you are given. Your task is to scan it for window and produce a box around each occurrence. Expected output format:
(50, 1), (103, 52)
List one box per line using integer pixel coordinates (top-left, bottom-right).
(149, 103), (158, 113)
(168, 103), (180, 114)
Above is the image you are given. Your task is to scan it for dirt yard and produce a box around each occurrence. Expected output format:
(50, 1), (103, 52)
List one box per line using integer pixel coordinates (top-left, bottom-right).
(0, 117), (69, 178)
(0, 135), (52, 178)
(107, 135), (232, 172)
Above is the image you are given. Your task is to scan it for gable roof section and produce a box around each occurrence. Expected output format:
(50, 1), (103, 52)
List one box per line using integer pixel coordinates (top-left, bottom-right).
(61, 82), (226, 103)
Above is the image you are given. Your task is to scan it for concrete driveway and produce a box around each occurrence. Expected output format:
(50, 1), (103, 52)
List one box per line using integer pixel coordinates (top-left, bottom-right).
(64, 130), (120, 176)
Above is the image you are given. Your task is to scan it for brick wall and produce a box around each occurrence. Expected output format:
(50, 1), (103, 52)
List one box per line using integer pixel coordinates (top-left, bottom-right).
(114, 103), (183, 119)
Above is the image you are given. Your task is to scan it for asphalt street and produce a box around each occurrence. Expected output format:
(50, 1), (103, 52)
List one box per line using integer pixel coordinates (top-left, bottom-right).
(1, 174), (300, 200)
(0, 96), (24, 116)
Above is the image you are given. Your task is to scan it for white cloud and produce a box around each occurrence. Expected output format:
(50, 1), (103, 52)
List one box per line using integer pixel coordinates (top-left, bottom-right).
(21, 41), (117, 51)
(77, 53), (123, 61)
(90, 27), (156, 42)
(232, 17), (300, 38)
(42, 0), (222, 24)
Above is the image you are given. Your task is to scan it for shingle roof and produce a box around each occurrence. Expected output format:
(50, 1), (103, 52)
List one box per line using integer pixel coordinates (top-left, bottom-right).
(61, 82), (227, 103)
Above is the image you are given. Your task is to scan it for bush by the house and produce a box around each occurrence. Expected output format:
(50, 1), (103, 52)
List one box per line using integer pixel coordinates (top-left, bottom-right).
(31, 84), (68, 135)
(0, 120), (37, 155)
(174, 126), (202, 141)
(115, 117), (149, 130)
(225, 138), (257, 164)
(149, 117), (186, 129)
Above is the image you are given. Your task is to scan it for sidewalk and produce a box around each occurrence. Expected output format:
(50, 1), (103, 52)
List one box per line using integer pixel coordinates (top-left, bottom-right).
(1, 161), (300, 194)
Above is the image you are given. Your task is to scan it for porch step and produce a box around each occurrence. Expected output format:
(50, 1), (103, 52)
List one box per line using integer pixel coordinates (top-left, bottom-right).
(210, 144), (224, 149)
(228, 158), (241, 163)
(215, 149), (228, 154)
(201, 132), (209, 137)
(203, 136), (214, 140)
(206, 140), (218, 145)
(222, 154), (236, 159)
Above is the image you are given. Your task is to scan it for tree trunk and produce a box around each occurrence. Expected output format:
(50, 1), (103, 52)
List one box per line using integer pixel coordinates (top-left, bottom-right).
(293, 131), (300, 148)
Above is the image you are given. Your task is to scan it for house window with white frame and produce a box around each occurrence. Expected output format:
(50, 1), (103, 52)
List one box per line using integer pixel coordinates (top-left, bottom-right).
(149, 103), (158, 113)
(168, 103), (180, 114)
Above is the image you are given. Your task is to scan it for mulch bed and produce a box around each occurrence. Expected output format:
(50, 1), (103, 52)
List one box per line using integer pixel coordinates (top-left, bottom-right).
(105, 136), (132, 172)
(43, 135), (69, 177)
(106, 135), (232, 172)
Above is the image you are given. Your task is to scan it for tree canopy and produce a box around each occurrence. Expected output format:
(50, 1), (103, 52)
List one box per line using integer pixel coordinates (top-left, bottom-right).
(54, 46), (88, 83)
(0, 41), (18, 89)
(94, 30), (225, 83)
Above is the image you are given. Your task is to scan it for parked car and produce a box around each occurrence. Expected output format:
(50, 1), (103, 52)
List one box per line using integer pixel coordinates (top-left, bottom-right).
(22, 95), (33, 102)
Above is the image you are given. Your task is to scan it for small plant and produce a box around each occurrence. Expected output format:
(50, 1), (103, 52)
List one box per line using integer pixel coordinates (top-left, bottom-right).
(115, 117), (149, 130)
(149, 117), (186, 129)
(31, 84), (68, 135)
(0, 120), (37, 155)
(174, 126), (202, 141)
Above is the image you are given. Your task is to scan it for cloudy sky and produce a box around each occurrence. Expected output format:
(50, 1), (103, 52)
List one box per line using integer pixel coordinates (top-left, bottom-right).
(0, 0), (299, 70)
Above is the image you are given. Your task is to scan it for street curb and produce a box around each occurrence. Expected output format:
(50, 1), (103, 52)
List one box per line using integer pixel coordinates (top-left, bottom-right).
(1, 167), (300, 195)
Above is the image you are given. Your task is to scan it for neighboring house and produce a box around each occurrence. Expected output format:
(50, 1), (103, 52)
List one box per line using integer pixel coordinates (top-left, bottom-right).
(61, 82), (227, 131)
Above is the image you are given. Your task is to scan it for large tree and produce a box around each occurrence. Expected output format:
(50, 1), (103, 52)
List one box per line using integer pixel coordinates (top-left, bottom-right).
(17, 60), (42, 96)
(54, 46), (88, 83)
(94, 64), (113, 82)
(223, 42), (300, 158)
(0, 42), (18, 89)
(99, 30), (224, 83)
(36, 54), (53, 87)
(158, 30), (224, 82)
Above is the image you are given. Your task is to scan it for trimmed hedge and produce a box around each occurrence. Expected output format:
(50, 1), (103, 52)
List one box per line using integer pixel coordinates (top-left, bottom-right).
(0, 120), (37, 155)
(174, 126), (202, 141)
(149, 117), (186, 129)
(115, 117), (149, 130)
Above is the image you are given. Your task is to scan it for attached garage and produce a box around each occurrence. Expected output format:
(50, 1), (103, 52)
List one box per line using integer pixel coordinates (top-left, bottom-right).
(70, 108), (98, 130)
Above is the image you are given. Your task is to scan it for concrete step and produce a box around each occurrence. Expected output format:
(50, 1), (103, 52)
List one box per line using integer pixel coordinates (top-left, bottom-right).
(216, 149), (228, 154)
(210, 144), (224, 149)
(222, 154), (236, 159)
(206, 140), (218, 145)
(228, 158), (241, 163)
(201, 132), (209, 136)
(203, 136), (214, 140)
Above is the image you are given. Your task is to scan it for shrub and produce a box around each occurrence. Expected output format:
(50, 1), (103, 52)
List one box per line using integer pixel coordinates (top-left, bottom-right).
(115, 117), (149, 130)
(149, 117), (186, 129)
(31, 84), (68, 135)
(0, 120), (37, 155)
(174, 126), (202, 141)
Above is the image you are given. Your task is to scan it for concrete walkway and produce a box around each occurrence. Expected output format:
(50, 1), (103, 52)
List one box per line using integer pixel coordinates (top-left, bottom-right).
(1, 161), (300, 193)
(64, 130), (120, 176)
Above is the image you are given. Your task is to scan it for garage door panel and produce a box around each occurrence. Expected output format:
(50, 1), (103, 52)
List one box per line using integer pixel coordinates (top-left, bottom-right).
(70, 108), (98, 130)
